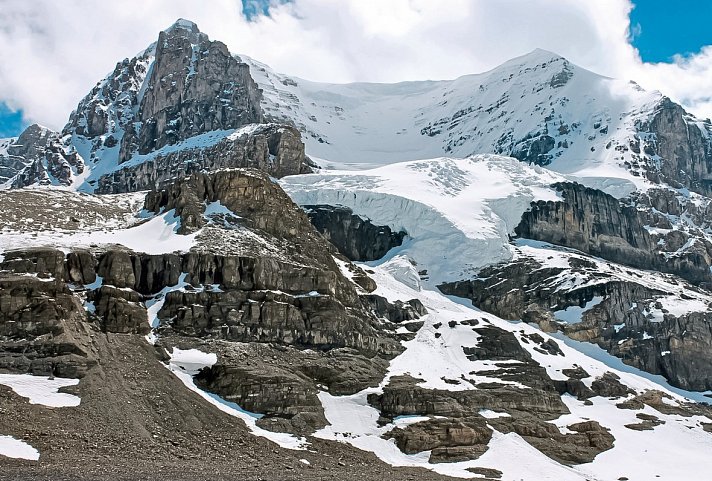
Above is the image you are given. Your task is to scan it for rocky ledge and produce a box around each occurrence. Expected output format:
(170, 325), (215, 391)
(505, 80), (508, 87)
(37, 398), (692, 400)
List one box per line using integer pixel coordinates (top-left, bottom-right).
(515, 182), (712, 285)
(0, 168), (423, 435)
(96, 124), (313, 193)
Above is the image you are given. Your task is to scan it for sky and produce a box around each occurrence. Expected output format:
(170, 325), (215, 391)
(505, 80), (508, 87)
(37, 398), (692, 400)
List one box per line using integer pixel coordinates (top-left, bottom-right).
(0, 0), (711, 137)
(629, 0), (712, 63)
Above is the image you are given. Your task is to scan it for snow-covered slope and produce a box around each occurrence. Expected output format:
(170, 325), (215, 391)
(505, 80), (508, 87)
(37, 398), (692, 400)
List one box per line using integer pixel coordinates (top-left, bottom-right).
(282, 154), (563, 285)
(313, 262), (712, 480)
(244, 49), (674, 194)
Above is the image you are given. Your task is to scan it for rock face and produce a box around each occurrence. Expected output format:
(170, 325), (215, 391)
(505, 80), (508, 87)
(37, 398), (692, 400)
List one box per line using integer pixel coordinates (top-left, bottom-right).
(515, 182), (712, 285)
(388, 418), (492, 463)
(0, 124), (84, 187)
(304, 204), (407, 261)
(0, 248), (97, 378)
(63, 46), (153, 154)
(2, 20), (311, 192)
(370, 325), (614, 465)
(639, 97), (712, 196)
(119, 20), (262, 161)
(96, 124), (311, 193)
(439, 244), (712, 391)
(195, 360), (327, 435)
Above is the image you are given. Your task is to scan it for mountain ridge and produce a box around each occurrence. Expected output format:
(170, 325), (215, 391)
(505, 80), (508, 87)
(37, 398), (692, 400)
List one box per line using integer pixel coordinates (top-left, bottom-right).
(2, 17), (712, 481)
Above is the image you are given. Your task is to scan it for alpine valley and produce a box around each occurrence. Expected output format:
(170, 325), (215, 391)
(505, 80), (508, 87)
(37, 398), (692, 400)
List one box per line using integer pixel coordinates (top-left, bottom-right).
(2, 19), (712, 481)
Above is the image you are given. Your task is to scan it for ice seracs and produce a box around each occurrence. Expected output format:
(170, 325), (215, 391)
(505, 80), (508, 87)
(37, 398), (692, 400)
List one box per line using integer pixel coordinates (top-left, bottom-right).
(282, 154), (563, 285)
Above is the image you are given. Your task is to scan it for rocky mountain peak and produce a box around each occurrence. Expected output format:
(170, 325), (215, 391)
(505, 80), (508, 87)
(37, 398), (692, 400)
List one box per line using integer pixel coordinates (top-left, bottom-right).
(120, 19), (263, 161)
(163, 18), (201, 35)
(6, 124), (54, 159)
(0, 123), (83, 187)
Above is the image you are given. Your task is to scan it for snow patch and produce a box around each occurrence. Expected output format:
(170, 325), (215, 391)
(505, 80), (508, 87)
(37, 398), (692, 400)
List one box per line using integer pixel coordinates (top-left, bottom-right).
(0, 436), (39, 461)
(0, 374), (80, 407)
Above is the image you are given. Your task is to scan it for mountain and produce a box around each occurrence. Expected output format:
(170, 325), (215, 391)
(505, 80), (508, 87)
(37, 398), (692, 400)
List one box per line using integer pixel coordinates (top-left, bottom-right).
(245, 48), (712, 196)
(0, 19), (312, 192)
(2, 18), (712, 481)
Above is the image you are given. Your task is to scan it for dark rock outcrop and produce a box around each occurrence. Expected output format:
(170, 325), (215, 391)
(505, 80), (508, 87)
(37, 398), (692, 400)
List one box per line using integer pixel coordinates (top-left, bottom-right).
(365, 325), (616, 465)
(89, 286), (150, 335)
(1, 124), (84, 187)
(120, 20), (262, 160)
(387, 418), (492, 463)
(196, 361), (327, 435)
(304, 205), (407, 261)
(370, 363), (614, 465)
(515, 182), (712, 284)
(362, 295), (427, 323)
(0, 274), (95, 378)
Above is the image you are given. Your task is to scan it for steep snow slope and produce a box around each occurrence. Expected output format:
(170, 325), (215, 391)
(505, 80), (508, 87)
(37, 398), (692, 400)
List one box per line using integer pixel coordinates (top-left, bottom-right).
(244, 49), (668, 194)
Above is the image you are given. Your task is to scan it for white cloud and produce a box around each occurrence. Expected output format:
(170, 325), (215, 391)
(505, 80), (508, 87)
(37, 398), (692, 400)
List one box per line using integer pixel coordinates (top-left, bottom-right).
(0, 0), (711, 130)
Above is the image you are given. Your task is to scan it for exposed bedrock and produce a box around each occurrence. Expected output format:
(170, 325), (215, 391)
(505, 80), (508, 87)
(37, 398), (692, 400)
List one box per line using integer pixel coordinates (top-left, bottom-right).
(0, 274), (96, 378)
(638, 97), (712, 196)
(515, 182), (712, 285)
(97, 124), (312, 194)
(439, 252), (712, 391)
(303, 204), (407, 261)
(195, 360), (327, 435)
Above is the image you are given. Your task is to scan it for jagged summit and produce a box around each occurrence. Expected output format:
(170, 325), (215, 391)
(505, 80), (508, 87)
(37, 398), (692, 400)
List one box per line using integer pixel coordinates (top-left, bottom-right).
(3, 18), (710, 197)
(159, 18), (208, 46)
(3, 17), (712, 481)
(164, 18), (200, 33)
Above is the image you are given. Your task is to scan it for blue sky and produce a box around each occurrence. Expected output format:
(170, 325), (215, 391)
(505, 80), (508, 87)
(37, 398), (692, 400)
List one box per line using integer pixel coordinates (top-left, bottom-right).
(0, 103), (23, 138)
(629, 0), (712, 62)
(1, 1), (710, 137)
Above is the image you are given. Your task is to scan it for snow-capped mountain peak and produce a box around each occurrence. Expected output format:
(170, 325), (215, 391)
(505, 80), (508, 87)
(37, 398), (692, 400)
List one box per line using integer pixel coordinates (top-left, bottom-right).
(241, 45), (693, 198)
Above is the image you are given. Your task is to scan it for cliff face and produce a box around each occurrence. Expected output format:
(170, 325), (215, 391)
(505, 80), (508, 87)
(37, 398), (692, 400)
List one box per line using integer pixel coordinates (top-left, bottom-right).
(304, 204), (407, 261)
(119, 20), (263, 162)
(515, 182), (712, 285)
(640, 98), (712, 196)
